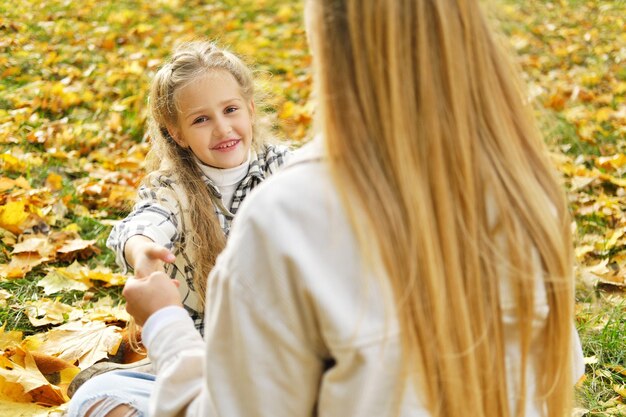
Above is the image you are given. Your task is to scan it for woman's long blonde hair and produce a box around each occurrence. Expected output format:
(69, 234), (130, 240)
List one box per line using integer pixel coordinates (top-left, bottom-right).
(310, 1), (574, 416)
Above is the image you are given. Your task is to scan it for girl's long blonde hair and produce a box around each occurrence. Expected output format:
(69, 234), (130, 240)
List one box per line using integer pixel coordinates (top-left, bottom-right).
(310, 1), (574, 416)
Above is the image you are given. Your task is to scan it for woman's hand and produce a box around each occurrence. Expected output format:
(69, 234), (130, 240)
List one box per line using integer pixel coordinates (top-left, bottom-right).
(123, 271), (182, 326)
(124, 235), (176, 278)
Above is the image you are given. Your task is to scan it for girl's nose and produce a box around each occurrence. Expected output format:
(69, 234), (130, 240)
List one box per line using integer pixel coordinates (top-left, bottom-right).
(214, 117), (232, 137)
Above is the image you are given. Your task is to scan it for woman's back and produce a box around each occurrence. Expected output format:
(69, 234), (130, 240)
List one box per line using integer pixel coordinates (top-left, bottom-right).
(199, 139), (583, 416)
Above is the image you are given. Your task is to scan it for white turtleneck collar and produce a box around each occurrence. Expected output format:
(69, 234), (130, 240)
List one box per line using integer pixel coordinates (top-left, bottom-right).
(196, 152), (251, 209)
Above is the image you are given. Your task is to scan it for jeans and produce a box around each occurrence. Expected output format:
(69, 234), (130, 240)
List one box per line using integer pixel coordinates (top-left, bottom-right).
(66, 371), (155, 417)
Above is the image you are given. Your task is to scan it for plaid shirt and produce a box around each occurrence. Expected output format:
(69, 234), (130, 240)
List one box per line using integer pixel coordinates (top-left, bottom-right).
(107, 144), (291, 333)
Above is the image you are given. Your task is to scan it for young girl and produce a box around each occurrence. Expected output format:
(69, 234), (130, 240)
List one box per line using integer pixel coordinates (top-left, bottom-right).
(67, 40), (291, 399)
(69, 1), (584, 416)
(107, 40), (290, 333)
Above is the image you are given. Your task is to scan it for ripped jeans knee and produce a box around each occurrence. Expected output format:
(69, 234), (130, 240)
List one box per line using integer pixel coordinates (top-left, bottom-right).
(80, 396), (141, 417)
(67, 371), (155, 417)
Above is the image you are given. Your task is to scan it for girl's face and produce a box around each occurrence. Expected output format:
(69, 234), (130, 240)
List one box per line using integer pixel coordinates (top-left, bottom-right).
(172, 70), (254, 169)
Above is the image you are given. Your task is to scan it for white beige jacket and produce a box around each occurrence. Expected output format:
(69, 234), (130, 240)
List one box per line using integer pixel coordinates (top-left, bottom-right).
(142, 139), (584, 417)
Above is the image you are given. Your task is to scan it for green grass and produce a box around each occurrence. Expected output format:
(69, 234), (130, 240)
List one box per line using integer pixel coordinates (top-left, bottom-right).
(575, 293), (626, 413)
(540, 111), (601, 158)
(0, 276), (123, 336)
(0, 277), (42, 334)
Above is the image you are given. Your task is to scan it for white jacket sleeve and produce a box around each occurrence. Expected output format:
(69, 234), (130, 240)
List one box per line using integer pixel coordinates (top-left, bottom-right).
(144, 307), (209, 417)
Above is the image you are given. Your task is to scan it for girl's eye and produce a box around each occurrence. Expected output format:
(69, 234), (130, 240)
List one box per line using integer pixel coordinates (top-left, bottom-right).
(193, 116), (209, 124)
(225, 106), (238, 114)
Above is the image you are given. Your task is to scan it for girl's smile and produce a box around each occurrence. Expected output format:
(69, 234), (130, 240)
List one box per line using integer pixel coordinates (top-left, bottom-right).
(211, 139), (241, 152)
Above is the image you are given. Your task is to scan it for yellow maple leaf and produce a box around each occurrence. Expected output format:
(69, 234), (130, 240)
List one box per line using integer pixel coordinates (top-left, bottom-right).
(605, 227), (626, 250)
(595, 106), (613, 123)
(0, 387), (34, 408)
(276, 5), (294, 22)
(0, 351), (65, 406)
(278, 101), (295, 119)
(0, 201), (30, 235)
(44, 173), (63, 192)
(57, 262), (127, 287)
(599, 172), (626, 188)
(86, 296), (130, 322)
(26, 321), (123, 370)
(86, 267), (127, 286)
(574, 244), (595, 260)
(596, 154), (626, 171)
(0, 394), (68, 415)
(1, 402), (67, 416)
(6, 346), (78, 400)
(37, 270), (89, 295)
(14, 177), (30, 190)
(0, 177), (16, 193)
(0, 325), (23, 350)
(0, 154), (26, 172)
(23, 299), (81, 327)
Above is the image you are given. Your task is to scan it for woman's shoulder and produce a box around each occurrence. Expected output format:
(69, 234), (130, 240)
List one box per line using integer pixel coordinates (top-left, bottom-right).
(237, 141), (333, 224)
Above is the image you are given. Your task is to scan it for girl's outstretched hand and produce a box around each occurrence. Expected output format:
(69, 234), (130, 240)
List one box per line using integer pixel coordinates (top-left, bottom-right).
(123, 272), (182, 326)
(124, 235), (176, 278)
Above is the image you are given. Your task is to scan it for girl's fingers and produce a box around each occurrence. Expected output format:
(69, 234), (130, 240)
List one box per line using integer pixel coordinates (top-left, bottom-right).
(133, 246), (174, 278)
(147, 245), (176, 263)
(134, 262), (163, 279)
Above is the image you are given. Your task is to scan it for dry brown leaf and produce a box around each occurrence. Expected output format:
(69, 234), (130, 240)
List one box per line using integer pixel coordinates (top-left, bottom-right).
(12, 237), (54, 257)
(0, 253), (52, 280)
(30, 352), (75, 375)
(55, 238), (100, 262)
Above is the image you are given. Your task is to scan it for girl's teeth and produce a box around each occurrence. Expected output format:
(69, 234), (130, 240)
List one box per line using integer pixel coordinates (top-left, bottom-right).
(217, 141), (236, 149)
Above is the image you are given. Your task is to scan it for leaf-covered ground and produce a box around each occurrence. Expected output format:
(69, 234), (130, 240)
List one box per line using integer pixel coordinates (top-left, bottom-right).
(0, 0), (624, 415)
